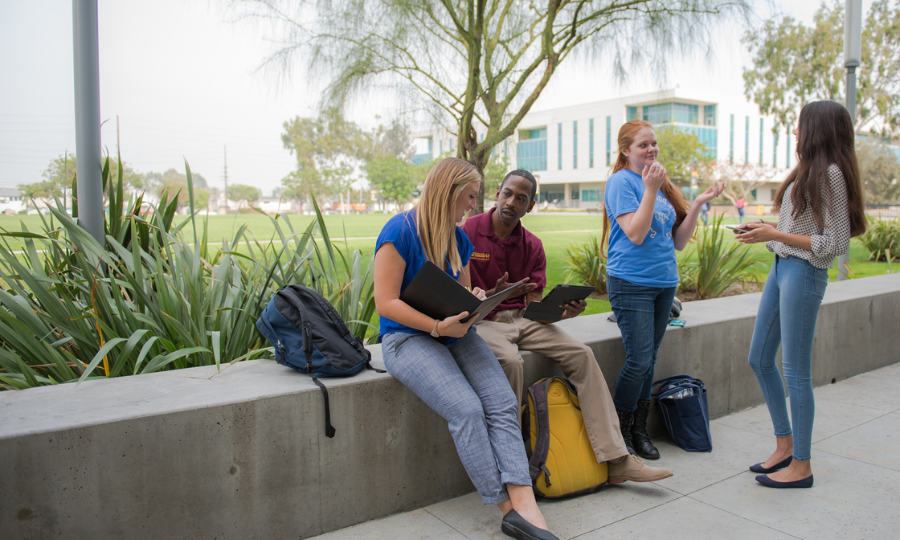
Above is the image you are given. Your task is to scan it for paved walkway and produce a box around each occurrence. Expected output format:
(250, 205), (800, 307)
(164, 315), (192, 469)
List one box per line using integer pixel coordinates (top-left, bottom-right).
(310, 361), (900, 539)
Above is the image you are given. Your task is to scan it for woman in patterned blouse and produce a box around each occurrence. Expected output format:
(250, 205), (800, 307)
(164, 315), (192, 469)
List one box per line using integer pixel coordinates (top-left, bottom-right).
(735, 101), (867, 489)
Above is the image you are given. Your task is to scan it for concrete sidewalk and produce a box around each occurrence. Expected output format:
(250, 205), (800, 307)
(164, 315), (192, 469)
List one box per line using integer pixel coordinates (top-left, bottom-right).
(310, 362), (900, 540)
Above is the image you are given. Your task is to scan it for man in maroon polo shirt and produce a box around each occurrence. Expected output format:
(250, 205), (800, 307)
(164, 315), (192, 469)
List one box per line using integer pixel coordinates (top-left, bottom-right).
(462, 170), (672, 483)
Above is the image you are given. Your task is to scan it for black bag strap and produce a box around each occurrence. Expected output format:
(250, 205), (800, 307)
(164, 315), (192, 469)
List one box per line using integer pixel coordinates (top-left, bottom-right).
(275, 287), (336, 437)
(526, 378), (554, 487)
(309, 375), (336, 438)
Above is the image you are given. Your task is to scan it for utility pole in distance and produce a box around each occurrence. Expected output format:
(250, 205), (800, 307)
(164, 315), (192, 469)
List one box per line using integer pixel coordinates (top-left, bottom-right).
(839, 0), (862, 281)
(223, 145), (228, 214)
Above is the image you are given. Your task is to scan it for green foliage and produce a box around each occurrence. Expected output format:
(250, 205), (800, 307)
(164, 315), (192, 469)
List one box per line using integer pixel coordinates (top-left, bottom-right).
(743, 0), (900, 136)
(677, 214), (767, 299)
(365, 156), (417, 205)
(562, 236), (607, 294)
(228, 184), (261, 204)
(0, 157), (376, 391)
(858, 216), (900, 261)
(482, 153), (512, 198)
(147, 168), (212, 209)
(856, 138), (900, 204)
(281, 108), (367, 207)
(655, 125), (707, 184)
(238, 0), (747, 213)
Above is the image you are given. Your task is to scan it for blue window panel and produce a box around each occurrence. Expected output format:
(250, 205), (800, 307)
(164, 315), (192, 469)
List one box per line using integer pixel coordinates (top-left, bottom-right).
(745, 116), (750, 164)
(675, 125), (718, 159)
(729, 114), (734, 163)
(581, 189), (602, 202)
(759, 118), (764, 165)
(519, 127), (547, 140)
(558, 123), (562, 170)
(573, 121), (578, 169)
(773, 131), (778, 168)
(516, 139), (547, 171)
(643, 102), (699, 125)
(412, 154), (431, 165)
(589, 119), (594, 168)
(704, 105), (716, 126)
(439, 140), (443, 155)
(786, 124), (791, 168)
(627, 106), (639, 121)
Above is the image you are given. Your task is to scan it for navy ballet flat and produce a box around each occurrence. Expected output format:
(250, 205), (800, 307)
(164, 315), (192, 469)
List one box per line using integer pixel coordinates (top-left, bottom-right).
(755, 474), (814, 489)
(749, 456), (792, 474)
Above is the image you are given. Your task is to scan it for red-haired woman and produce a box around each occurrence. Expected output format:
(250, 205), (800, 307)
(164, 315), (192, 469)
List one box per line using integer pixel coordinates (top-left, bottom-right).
(602, 120), (723, 460)
(737, 101), (866, 488)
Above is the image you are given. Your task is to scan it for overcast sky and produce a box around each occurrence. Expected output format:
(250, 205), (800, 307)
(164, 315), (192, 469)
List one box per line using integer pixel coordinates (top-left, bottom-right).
(0, 0), (857, 195)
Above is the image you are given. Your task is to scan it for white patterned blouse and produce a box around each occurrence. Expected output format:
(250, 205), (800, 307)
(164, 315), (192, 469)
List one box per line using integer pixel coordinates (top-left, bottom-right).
(766, 164), (852, 269)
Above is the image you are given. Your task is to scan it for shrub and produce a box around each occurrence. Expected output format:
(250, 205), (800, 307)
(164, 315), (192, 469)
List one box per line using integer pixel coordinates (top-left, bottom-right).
(0, 157), (374, 390)
(677, 214), (767, 299)
(562, 235), (607, 294)
(857, 216), (900, 262)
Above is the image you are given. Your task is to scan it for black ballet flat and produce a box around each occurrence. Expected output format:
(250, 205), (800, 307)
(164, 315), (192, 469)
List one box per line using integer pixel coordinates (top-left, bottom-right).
(755, 474), (814, 489)
(749, 456), (792, 474)
(500, 509), (559, 540)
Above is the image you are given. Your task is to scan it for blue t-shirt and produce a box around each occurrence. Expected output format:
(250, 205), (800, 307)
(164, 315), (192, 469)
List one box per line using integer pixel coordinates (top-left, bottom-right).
(375, 211), (474, 343)
(604, 168), (679, 287)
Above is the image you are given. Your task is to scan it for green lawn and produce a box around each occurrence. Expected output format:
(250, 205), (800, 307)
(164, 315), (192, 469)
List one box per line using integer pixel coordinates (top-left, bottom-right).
(3, 212), (894, 321)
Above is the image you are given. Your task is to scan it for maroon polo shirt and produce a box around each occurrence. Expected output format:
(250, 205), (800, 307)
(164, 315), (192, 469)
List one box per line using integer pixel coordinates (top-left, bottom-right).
(462, 208), (547, 320)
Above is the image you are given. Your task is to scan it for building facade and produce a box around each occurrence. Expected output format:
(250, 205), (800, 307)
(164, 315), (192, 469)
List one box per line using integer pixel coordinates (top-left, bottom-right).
(414, 88), (798, 210)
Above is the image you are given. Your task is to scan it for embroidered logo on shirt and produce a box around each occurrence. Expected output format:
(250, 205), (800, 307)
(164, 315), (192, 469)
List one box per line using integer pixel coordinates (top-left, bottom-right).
(471, 252), (490, 261)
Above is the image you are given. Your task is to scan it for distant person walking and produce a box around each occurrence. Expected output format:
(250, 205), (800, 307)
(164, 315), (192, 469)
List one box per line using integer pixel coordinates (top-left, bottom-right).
(736, 196), (746, 224)
(601, 120), (723, 461)
(735, 101), (866, 489)
(700, 202), (710, 227)
(373, 157), (558, 539)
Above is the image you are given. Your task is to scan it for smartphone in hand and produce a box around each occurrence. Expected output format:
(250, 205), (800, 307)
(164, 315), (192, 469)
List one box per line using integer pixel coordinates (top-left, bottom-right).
(725, 225), (748, 234)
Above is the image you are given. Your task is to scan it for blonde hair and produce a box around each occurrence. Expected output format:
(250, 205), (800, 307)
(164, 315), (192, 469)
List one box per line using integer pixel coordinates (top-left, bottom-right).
(415, 157), (482, 274)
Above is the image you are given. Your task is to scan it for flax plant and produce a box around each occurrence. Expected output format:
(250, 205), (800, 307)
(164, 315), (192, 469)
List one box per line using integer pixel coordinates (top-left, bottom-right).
(0, 158), (375, 390)
(677, 214), (767, 299)
(562, 236), (607, 295)
(858, 215), (900, 262)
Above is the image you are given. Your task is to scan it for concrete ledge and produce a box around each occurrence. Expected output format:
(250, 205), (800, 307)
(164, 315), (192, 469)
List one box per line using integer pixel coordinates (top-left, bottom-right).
(2, 273), (899, 539)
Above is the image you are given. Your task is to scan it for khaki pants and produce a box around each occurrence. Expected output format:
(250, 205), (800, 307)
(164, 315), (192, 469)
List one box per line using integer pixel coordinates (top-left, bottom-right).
(477, 309), (629, 463)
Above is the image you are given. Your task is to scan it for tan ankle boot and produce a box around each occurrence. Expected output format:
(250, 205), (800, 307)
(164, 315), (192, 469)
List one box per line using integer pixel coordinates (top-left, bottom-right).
(607, 454), (673, 484)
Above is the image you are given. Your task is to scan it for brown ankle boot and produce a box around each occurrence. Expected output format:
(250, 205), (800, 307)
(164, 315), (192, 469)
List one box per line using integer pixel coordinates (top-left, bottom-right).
(607, 454), (673, 484)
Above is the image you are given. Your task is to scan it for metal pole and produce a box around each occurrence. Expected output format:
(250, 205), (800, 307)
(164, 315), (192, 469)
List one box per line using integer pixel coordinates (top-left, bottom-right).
(73, 0), (104, 244)
(839, 0), (862, 280)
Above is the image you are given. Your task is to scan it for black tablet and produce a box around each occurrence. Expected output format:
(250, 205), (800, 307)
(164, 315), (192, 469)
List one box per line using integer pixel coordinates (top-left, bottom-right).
(540, 284), (595, 307)
(522, 284), (595, 322)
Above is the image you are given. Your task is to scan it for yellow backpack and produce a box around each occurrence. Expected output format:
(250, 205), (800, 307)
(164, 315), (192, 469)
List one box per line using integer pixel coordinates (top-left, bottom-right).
(522, 377), (608, 498)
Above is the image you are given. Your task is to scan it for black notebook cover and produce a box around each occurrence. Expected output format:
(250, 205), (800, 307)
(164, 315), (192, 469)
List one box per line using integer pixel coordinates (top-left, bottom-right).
(400, 261), (525, 324)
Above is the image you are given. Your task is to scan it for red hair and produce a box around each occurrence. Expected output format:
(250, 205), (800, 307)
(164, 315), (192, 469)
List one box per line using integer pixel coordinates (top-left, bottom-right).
(601, 120), (690, 255)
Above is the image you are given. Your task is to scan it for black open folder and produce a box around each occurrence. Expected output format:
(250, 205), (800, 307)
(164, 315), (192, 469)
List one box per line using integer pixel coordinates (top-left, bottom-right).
(523, 284), (595, 322)
(400, 261), (526, 325)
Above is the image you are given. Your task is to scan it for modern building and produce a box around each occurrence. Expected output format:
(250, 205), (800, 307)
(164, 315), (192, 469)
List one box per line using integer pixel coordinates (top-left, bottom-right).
(0, 188), (25, 214)
(413, 88), (799, 210)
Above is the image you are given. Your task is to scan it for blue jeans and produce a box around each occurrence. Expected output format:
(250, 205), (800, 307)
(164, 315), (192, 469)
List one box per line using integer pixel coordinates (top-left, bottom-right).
(738, 207), (745, 223)
(381, 328), (532, 504)
(608, 276), (677, 411)
(748, 256), (828, 461)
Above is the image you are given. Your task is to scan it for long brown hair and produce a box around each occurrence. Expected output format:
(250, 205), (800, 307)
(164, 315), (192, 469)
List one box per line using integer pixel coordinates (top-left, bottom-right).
(601, 120), (690, 255)
(415, 157), (482, 274)
(773, 101), (867, 237)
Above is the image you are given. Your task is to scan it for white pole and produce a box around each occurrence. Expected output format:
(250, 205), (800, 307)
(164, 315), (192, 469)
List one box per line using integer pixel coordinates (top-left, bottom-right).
(73, 0), (104, 243)
(839, 0), (862, 281)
